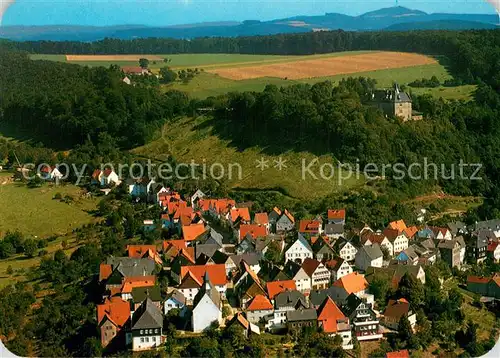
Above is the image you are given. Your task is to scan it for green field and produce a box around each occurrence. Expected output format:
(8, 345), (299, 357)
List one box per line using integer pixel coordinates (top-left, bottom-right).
(133, 116), (364, 200)
(0, 182), (98, 237)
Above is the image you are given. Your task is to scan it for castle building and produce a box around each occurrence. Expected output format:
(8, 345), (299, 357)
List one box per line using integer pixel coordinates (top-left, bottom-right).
(372, 83), (422, 122)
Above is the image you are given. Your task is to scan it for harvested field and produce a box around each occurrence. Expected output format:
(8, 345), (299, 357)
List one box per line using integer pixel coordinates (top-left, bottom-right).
(66, 54), (164, 61)
(207, 51), (437, 80)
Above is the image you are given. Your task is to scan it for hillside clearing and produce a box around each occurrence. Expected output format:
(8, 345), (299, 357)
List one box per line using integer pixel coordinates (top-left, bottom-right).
(133, 116), (364, 200)
(0, 182), (98, 237)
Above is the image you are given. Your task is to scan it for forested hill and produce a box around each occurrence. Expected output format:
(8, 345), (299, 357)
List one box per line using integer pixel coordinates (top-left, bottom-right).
(0, 53), (194, 149)
(2, 29), (499, 86)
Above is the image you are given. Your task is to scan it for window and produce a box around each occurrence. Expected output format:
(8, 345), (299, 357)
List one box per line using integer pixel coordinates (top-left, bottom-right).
(145, 337), (149, 342)
(140, 338), (144, 343)
(155, 329), (159, 333)
(140, 330), (144, 334)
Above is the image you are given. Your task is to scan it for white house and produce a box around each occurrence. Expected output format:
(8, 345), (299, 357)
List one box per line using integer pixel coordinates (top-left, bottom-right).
(92, 169), (121, 187)
(276, 209), (295, 233)
(285, 233), (313, 263)
(355, 245), (383, 271)
(246, 294), (274, 324)
(190, 189), (206, 208)
(384, 228), (409, 254)
(334, 239), (358, 261)
(131, 298), (163, 351)
(325, 257), (353, 282)
(177, 271), (201, 305)
(191, 273), (223, 333)
(283, 260), (311, 292)
(164, 289), (186, 315)
(40, 166), (63, 181)
(363, 232), (394, 257)
(302, 258), (331, 290)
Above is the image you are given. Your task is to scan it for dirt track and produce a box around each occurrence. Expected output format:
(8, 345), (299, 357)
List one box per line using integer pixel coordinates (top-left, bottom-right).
(66, 55), (164, 61)
(206, 51), (437, 80)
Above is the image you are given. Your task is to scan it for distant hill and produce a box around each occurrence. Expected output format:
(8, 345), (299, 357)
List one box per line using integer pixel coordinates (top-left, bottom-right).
(385, 20), (498, 31)
(0, 6), (498, 41)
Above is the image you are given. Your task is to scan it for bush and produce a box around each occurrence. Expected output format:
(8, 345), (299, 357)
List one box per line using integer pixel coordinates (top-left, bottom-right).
(53, 192), (62, 200)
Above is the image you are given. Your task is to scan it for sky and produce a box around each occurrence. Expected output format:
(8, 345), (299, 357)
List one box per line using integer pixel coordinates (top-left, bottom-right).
(1, 0), (498, 26)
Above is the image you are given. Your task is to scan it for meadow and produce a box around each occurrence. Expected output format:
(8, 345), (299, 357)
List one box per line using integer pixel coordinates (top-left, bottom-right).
(0, 181), (98, 237)
(133, 116), (365, 200)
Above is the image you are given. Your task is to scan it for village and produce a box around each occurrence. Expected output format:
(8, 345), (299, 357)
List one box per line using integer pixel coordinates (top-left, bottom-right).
(90, 170), (500, 356)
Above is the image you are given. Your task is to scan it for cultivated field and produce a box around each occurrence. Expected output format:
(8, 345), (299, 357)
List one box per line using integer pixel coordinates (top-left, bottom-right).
(206, 51), (437, 80)
(66, 54), (164, 61)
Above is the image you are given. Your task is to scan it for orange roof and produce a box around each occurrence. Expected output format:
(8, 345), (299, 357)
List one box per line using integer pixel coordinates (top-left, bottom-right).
(383, 228), (401, 240)
(121, 276), (156, 293)
(180, 264), (227, 286)
(199, 198), (235, 215)
(127, 245), (157, 258)
(283, 209), (295, 224)
(177, 247), (195, 264)
(328, 209), (346, 220)
(231, 208), (251, 222)
(99, 263), (113, 281)
(182, 223), (206, 241)
(163, 240), (187, 252)
(467, 275), (491, 284)
(122, 66), (146, 74)
(333, 272), (368, 294)
(272, 207), (282, 216)
(266, 280), (296, 299)
(254, 212), (269, 225)
(299, 220), (321, 233)
(240, 224), (267, 240)
(363, 232), (388, 245)
(247, 294), (273, 311)
(97, 296), (130, 328)
(318, 297), (348, 333)
(386, 350), (410, 358)
(388, 220), (407, 233)
(404, 226), (418, 239)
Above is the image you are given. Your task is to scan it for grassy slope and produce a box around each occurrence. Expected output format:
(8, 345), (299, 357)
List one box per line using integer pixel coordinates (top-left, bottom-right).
(133, 116), (364, 200)
(0, 182), (98, 237)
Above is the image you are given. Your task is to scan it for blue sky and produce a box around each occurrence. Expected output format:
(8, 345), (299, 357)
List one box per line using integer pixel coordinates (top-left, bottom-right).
(2, 0), (497, 26)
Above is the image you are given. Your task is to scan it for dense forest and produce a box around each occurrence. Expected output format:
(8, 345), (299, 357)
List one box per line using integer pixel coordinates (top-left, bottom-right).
(1, 30), (499, 87)
(0, 52), (190, 149)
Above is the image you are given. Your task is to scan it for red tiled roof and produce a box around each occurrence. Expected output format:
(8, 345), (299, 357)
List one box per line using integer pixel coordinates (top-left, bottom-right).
(181, 264), (227, 286)
(467, 275), (491, 284)
(333, 272), (368, 294)
(240, 224), (267, 240)
(122, 66), (146, 74)
(272, 207), (282, 216)
(266, 280), (296, 299)
(121, 276), (156, 293)
(388, 220), (407, 233)
(383, 298), (411, 319)
(127, 245), (157, 258)
(178, 270), (203, 288)
(327, 209), (346, 220)
(487, 241), (499, 252)
(386, 350), (410, 358)
(383, 228), (401, 240)
(99, 264), (113, 281)
(182, 224), (206, 241)
(246, 294), (273, 311)
(199, 198), (235, 215)
(254, 212), (269, 225)
(97, 296), (130, 328)
(92, 169), (101, 180)
(404, 226), (418, 239)
(318, 297), (348, 333)
(231, 208), (251, 222)
(299, 220), (321, 233)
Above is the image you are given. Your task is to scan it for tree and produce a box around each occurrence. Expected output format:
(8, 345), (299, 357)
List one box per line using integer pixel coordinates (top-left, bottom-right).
(139, 58), (149, 69)
(159, 66), (178, 84)
(6, 265), (13, 275)
(398, 314), (413, 343)
(23, 238), (38, 258)
(397, 273), (424, 309)
(264, 241), (282, 263)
